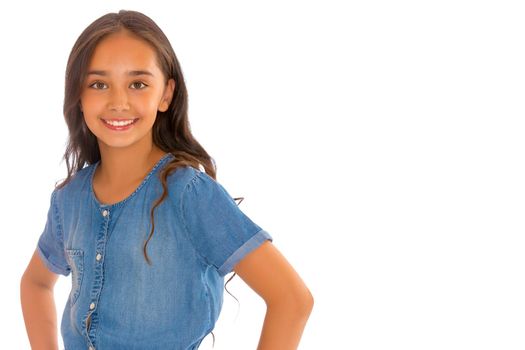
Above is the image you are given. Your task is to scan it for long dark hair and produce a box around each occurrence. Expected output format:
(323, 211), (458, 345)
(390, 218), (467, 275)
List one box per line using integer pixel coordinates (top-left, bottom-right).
(55, 10), (240, 346)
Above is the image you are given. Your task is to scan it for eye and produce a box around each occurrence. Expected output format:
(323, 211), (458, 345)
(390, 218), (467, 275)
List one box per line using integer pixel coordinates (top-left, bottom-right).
(89, 81), (107, 90)
(130, 81), (148, 89)
(87, 81), (148, 90)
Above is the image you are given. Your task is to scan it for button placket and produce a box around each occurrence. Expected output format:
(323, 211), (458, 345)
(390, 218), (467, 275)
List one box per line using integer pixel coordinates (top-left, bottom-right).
(83, 207), (111, 347)
(96, 209), (108, 265)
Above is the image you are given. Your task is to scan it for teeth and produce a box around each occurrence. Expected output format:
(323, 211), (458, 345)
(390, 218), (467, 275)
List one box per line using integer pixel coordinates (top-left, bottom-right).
(104, 119), (135, 126)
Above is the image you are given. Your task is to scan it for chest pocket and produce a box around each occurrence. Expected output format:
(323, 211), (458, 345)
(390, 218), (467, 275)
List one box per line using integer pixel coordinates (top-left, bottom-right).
(66, 249), (84, 306)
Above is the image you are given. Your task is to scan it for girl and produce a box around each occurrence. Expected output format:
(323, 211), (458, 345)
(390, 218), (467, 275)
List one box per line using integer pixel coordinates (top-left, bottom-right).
(20, 9), (313, 350)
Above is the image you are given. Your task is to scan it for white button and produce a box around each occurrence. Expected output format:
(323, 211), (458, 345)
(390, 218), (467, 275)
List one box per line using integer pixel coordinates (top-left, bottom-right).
(102, 209), (108, 217)
(96, 253), (102, 261)
(89, 302), (95, 310)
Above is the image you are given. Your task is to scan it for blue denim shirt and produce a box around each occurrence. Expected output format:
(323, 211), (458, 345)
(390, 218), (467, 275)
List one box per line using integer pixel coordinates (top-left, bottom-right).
(37, 153), (273, 349)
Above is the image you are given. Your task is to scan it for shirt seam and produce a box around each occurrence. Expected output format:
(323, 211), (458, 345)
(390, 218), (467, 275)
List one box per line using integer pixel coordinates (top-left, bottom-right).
(202, 265), (213, 332)
(50, 188), (70, 274)
(179, 170), (214, 269)
(179, 170), (216, 334)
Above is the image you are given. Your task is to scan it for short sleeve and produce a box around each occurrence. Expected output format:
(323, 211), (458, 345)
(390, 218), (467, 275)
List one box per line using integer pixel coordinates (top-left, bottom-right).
(181, 171), (273, 276)
(36, 189), (70, 276)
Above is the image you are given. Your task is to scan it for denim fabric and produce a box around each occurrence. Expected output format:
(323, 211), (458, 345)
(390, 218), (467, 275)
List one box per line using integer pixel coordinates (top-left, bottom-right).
(37, 153), (273, 349)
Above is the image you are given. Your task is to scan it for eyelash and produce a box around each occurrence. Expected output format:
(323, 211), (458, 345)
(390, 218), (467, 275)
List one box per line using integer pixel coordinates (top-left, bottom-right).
(88, 81), (148, 90)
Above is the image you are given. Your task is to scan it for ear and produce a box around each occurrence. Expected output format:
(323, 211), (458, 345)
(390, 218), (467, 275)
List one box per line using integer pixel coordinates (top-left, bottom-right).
(158, 78), (176, 112)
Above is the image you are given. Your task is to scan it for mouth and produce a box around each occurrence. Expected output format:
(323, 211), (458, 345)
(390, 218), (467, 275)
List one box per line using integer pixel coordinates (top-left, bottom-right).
(101, 118), (139, 130)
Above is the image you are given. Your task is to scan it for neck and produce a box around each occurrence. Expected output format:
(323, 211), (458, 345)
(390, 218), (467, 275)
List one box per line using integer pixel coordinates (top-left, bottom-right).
(96, 141), (167, 186)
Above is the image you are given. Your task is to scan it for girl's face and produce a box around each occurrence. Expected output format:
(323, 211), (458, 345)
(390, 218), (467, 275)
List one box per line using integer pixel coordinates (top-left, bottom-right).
(80, 30), (175, 151)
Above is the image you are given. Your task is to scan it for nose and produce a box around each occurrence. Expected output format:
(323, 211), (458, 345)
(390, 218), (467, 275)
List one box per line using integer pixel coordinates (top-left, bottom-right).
(108, 86), (130, 112)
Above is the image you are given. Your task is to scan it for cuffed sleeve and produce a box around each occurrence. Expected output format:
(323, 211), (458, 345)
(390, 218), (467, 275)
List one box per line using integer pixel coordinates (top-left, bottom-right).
(37, 188), (70, 276)
(181, 171), (273, 276)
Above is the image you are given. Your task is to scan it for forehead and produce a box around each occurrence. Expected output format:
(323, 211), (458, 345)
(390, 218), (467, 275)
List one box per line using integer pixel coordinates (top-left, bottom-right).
(88, 31), (161, 74)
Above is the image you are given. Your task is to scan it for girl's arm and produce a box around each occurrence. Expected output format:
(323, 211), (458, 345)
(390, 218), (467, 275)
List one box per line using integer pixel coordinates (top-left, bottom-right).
(234, 241), (314, 350)
(20, 249), (60, 350)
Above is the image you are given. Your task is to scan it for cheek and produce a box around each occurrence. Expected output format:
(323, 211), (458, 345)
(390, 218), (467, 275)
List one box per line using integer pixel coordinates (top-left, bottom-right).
(80, 94), (103, 113)
(135, 93), (162, 114)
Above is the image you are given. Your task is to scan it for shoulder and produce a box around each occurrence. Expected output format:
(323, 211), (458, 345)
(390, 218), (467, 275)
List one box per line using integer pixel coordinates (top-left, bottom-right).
(165, 164), (199, 188)
(54, 163), (96, 203)
(164, 165), (224, 203)
(163, 164), (200, 200)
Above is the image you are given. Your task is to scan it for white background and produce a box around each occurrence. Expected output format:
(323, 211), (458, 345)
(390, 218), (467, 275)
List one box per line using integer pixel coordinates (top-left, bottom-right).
(2, 1), (524, 349)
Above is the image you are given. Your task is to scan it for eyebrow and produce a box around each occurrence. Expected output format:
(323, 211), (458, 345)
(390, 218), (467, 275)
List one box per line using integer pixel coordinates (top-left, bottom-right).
(87, 70), (154, 77)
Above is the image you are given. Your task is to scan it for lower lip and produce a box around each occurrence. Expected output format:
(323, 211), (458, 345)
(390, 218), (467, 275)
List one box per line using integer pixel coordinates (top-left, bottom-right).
(101, 118), (138, 131)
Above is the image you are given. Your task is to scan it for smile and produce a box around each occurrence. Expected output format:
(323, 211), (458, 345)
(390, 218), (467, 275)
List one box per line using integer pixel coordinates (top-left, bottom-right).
(101, 118), (139, 130)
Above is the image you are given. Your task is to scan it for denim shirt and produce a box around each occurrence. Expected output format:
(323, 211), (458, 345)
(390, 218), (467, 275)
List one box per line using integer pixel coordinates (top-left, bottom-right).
(37, 153), (273, 349)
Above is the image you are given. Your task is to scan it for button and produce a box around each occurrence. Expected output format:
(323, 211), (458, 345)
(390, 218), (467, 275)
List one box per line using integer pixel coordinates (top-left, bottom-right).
(89, 347), (95, 350)
(89, 302), (96, 310)
(96, 253), (102, 261)
(102, 209), (108, 217)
